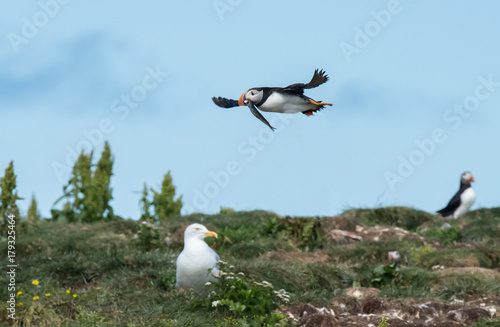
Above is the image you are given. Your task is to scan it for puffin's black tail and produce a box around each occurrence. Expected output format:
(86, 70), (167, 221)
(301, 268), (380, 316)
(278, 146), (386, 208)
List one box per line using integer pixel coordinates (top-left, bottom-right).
(437, 208), (453, 217)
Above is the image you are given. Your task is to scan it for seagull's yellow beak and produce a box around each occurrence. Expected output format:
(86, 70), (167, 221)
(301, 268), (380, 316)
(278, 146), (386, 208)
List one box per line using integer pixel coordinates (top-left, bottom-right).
(204, 230), (218, 238)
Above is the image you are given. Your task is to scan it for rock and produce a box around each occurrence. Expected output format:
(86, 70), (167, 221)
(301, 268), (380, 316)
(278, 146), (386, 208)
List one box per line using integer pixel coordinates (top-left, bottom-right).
(329, 297), (361, 315)
(343, 287), (380, 299)
(328, 229), (363, 243)
(354, 225), (423, 242)
(447, 308), (491, 324)
(286, 303), (339, 327)
(441, 223), (452, 230)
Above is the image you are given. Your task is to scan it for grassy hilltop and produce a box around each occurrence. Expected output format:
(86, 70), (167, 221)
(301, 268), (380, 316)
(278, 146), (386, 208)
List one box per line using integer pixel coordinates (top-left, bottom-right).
(1, 207), (500, 326)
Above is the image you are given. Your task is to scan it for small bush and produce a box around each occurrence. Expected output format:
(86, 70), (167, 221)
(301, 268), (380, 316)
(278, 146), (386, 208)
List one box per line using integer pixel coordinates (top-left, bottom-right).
(219, 207), (235, 214)
(264, 217), (324, 251)
(134, 221), (160, 252)
(371, 262), (399, 287)
(423, 224), (462, 245)
(197, 261), (289, 325)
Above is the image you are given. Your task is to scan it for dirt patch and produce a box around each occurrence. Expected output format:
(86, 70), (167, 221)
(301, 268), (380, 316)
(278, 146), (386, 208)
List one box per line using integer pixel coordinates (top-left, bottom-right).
(361, 297), (385, 314)
(283, 296), (499, 327)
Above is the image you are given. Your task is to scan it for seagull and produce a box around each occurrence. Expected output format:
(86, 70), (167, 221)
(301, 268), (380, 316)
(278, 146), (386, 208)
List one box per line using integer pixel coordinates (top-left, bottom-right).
(212, 69), (332, 130)
(176, 223), (219, 296)
(437, 171), (476, 219)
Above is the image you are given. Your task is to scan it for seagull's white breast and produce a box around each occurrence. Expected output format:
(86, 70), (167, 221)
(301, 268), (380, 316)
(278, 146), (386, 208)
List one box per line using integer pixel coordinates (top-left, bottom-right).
(176, 239), (219, 295)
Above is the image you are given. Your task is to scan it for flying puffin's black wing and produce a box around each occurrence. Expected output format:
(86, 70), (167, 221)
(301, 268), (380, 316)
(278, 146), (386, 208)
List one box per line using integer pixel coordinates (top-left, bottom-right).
(212, 97), (239, 108)
(281, 69), (329, 95)
(437, 190), (462, 217)
(304, 69), (329, 89)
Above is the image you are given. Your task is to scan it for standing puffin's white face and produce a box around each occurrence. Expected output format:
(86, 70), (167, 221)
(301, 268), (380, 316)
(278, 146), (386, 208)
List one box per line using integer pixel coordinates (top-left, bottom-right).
(184, 223), (218, 241)
(461, 171), (475, 183)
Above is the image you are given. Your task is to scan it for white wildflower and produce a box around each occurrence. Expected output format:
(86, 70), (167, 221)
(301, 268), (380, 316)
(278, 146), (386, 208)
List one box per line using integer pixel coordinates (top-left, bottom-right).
(205, 282), (212, 286)
(212, 300), (219, 307)
(214, 271), (227, 277)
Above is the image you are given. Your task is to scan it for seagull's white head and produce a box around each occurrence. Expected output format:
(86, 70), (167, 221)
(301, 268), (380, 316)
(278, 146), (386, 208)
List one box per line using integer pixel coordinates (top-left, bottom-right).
(184, 223), (218, 241)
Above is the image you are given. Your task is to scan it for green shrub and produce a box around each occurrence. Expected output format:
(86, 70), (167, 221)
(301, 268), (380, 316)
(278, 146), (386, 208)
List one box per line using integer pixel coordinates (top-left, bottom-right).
(422, 223), (462, 245)
(371, 262), (400, 287)
(263, 217), (324, 251)
(196, 262), (289, 325)
(219, 207), (235, 214)
(134, 221), (160, 252)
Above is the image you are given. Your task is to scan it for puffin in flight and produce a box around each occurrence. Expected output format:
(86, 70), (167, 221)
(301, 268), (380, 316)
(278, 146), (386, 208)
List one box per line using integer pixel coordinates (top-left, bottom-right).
(437, 171), (476, 219)
(212, 69), (332, 130)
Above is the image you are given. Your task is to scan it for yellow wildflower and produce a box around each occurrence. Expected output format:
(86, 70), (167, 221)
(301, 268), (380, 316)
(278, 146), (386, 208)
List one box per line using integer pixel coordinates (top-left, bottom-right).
(17, 303), (23, 306)
(32, 280), (39, 286)
(17, 291), (22, 296)
(66, 290), (70, 294)
(33, 296), (39, 300)
(96, 287), (101, 290)
(45, 293), (51, 297)
(73, 294), (77, 298)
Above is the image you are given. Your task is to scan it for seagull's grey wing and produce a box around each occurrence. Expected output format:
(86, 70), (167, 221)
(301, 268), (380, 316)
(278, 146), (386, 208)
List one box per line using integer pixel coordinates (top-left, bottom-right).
(210, 247), (220, 263)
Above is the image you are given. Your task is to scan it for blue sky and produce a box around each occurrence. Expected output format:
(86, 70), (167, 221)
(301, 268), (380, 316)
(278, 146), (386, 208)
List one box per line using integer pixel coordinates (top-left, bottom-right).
(2, 1), (499, 219)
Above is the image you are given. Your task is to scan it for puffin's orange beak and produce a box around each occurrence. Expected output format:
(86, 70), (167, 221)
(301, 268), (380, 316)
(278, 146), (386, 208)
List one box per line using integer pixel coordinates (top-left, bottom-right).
(470, 175), (475, 183)
(238, 92), (246, 106)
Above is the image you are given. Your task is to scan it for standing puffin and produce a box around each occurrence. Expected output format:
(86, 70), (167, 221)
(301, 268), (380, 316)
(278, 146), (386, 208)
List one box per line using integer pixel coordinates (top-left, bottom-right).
(212, 69), (332, 130)
(437, 171), (476, 219)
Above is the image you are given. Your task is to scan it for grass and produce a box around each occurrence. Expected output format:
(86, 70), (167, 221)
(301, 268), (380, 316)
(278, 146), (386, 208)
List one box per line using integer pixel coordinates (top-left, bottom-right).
(1, 207), (499, 326)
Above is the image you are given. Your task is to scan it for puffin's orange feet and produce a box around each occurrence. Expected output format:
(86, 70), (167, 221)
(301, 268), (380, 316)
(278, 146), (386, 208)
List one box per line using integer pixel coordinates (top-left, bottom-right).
(310, 100), (332, 106)
(303, 110), (314, 116)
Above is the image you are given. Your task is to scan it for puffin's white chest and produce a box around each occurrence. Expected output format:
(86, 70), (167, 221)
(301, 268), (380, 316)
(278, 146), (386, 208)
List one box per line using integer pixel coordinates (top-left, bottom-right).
(453, 187), (476, 218)
(259, 92), (314, 113)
